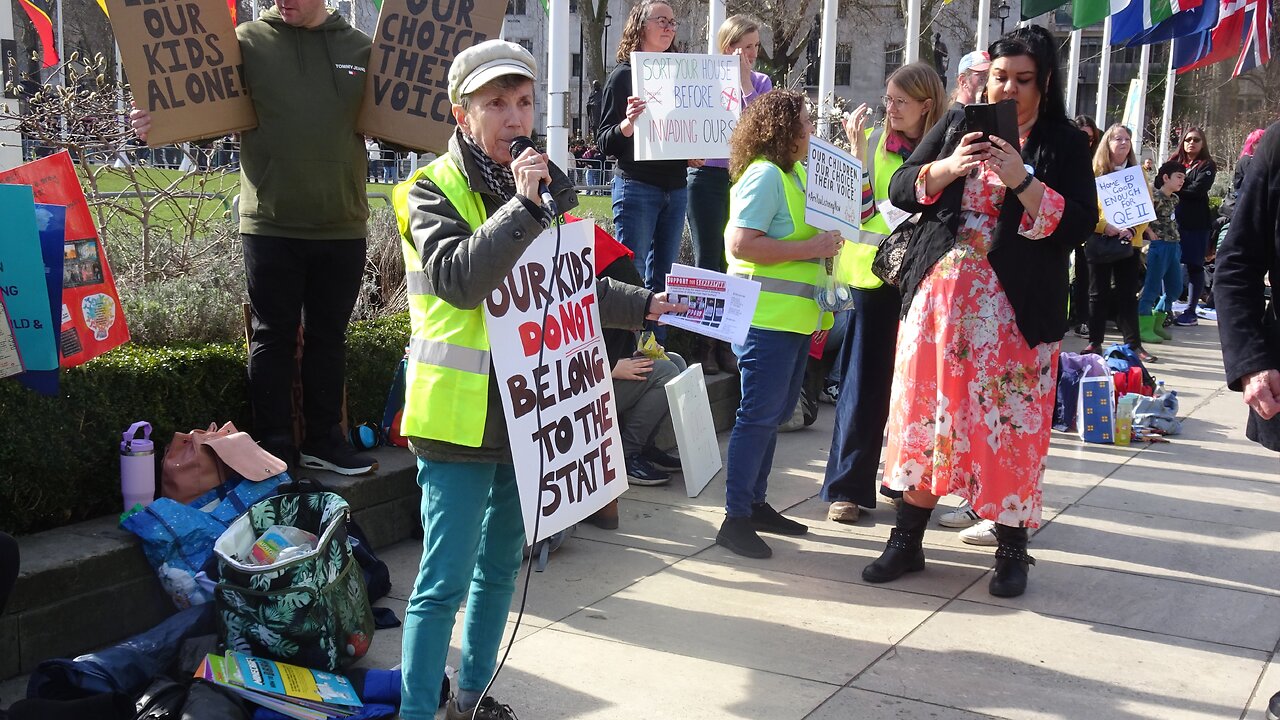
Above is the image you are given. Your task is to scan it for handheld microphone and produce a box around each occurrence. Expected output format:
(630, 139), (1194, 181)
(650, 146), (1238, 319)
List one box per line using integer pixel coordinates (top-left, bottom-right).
(508, 135), (558, 216)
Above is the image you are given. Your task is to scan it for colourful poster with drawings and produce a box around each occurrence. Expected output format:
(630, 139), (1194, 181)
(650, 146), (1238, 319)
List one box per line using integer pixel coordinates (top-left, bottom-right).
(0, 184), (57, 373)
(0, 151), (130, 366)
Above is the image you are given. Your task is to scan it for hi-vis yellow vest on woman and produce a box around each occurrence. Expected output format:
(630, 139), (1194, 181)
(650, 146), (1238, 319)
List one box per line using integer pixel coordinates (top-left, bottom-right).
(839, 128), (906, 290)
(725, 159), (833, 335)
(392, 156), (492, 447)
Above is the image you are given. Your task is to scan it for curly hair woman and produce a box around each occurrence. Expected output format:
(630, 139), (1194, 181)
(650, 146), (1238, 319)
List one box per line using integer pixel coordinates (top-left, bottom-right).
(714, 89), (845, 559)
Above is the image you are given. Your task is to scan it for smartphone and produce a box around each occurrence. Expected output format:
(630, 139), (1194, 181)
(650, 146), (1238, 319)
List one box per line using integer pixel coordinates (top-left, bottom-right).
(964, 99), (1019, 149)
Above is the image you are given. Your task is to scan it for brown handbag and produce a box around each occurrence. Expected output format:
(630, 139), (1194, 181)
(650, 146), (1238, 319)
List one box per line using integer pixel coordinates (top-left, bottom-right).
(161, 422), (235, 504)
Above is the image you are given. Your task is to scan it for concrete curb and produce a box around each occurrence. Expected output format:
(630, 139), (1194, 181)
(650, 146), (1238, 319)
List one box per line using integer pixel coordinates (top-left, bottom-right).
(0, 371), (740, 681)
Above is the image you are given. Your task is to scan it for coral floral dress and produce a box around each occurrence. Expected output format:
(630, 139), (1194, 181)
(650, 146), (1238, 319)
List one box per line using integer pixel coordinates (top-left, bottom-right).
(881, 159), (1066, 529)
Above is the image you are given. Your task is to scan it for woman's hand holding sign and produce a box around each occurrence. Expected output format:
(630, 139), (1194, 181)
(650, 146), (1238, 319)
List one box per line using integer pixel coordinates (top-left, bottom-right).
(620, 96), (647, 138)
(129, 103), (152, 143)
(647, 292), (688, 321)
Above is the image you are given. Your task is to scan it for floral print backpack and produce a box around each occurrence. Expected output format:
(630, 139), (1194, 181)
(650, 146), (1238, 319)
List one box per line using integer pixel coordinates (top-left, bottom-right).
(213, 492), (374, 671)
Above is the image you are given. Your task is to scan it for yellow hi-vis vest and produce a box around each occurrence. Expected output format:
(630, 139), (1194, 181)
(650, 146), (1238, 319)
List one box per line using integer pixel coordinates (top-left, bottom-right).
(392, 156), (492, 447)
(840, 128), (907, 290)
(725, 159), (833, 335)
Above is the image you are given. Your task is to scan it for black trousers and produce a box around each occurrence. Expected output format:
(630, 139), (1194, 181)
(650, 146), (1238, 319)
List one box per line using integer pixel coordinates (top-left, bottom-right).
(821, 283), (902, 507)
(0, 532), (17, 615)
(242, 235), (365, 446)
(1088, 252), (1140, 347)
(1069, 247), (1090, 325)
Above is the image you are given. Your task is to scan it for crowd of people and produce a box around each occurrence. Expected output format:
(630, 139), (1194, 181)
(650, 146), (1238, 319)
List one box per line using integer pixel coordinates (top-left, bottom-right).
(101, 0), (1276, 718)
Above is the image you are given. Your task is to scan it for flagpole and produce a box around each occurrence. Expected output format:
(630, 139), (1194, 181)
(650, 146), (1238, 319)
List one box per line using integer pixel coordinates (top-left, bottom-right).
(1066, 29), (1082, 116)
(977, 0), (991, 52)
(906, 0), (921, 62)
(707, 0), (725, 52)
(817, 0), (838, 139)
(1158, 47), (1175, 163)
(56, 0), (64, 86)
(1094, 15), (1113, 124)
(1133, 42), (1150, 158)
(547, 0), (569, 171)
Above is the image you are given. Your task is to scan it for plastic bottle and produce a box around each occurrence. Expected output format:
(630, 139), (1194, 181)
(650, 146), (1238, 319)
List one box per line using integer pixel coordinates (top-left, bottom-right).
(1115, 395), (1135, 446)
(1154, 380), (1166, 398)
(120, 421), (156, 511)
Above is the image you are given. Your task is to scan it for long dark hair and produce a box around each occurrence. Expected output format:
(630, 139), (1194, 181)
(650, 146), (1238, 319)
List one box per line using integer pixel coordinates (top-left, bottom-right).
(989, 25), (1066, 121)
(1074, 114), (1100, 151)
(1172, 126), (1214, 165)
(615, 0), (680, 63)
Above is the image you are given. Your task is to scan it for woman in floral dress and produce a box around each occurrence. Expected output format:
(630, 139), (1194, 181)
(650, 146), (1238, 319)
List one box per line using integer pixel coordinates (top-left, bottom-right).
(860, 26), (1098, 597)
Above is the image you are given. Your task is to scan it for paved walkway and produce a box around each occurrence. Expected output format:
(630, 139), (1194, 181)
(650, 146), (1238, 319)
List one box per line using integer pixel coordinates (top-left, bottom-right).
(5, 319), (1278, 718)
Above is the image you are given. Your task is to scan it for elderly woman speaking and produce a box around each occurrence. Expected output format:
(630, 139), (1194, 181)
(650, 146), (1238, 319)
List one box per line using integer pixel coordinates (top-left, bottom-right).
(392, 40), (681, 720)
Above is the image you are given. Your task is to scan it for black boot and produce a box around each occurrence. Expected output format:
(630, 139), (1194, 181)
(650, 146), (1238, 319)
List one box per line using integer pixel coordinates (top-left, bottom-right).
(862, 501), (933, 583)
(989, 523), (1036, 598)
(695, 337), (721, 375)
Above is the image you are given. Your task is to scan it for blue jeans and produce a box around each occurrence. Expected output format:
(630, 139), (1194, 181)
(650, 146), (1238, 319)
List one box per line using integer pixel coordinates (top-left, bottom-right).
(1139, 241), (1183, 315)
(822, 284), (901, 507)
(400, 460), (526, 719)
(611, 175), (688, 293)
(725, 327), (810, 517)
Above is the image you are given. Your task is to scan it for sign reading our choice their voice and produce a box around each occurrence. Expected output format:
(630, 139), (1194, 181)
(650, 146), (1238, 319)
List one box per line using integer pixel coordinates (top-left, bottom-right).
(483, 221), (628, 541)
(1095, 166), (1156, 230)
(804, 136), (863, 238)
(631, 52), (743, 161)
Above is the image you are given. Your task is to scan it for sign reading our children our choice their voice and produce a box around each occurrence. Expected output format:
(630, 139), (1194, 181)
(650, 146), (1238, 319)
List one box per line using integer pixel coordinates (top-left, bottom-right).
(358, 0), (505, 153)
(483, 222), (628, 541)
(106, 0), (256, 146)
(804, 136), (863, 238)
(1095, 166), (1156, 230)
(630, 52), (743, 161)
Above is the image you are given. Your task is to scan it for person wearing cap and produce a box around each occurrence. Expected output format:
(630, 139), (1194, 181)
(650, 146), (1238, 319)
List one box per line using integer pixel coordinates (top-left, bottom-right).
(129, 0), (376, 476)
(392, 40), (683, 720)
(952, 50), (991, 107)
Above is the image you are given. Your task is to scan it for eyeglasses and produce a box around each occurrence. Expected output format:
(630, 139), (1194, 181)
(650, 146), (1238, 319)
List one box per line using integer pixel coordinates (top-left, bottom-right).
(882, 95), (914, 108)
(647, 17), (678, 29)
(1183, 137), (1203, 144)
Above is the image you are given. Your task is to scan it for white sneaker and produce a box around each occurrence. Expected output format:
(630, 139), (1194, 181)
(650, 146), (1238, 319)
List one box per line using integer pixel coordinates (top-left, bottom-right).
(938, 502), (981, 528)
(959, 519), (997, 546)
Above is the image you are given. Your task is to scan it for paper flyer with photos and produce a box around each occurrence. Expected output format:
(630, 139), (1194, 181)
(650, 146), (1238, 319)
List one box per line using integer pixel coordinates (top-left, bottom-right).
(660, 264), (760, 346)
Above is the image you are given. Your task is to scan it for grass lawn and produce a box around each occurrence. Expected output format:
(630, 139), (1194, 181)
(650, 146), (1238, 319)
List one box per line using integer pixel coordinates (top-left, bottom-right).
(573, 193), (613, 220)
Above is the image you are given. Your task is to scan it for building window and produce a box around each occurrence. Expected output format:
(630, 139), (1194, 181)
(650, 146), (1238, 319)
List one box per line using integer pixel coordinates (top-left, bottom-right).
(835, 44), (852, 86)
(884, 42), (904, 81)
(1081, 37), (1102, 61)
(1053, 8), (1072, 26)
(893, 1), (903, 18)
(516, 39), (534, 55)
(337, 0), (351, 18)
(507, 0), (526, 15)
(569, 0), (577, 11)
(572, 52), (582, 77)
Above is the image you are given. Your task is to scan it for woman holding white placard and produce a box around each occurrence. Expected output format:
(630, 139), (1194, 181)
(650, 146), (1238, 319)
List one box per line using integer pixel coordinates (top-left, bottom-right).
(1084, 123), (1156, 363)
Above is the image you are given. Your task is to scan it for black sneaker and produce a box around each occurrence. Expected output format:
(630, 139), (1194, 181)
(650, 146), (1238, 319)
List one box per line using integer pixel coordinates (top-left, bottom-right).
(751, 502), (809, 536)
(299, 439), (377, 476)
(445, 696), (519, 720)
(625, 454), (670, 486)
(640, 446), (682, 472)
(1072, 323), (1090, 338)
(717, 516), (772, 558)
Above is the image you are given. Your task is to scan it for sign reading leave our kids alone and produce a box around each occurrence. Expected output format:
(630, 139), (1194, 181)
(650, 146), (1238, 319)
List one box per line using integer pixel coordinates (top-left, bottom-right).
(483, 221), (628, 541)
(1095, 166), (1156, 230)
(631, 52), (743, 161)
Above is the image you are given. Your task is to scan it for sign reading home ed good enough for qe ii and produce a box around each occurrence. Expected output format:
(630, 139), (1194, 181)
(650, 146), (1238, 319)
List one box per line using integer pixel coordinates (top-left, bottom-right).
(631, 52), (743, 161)
(483, 222), (628, 542)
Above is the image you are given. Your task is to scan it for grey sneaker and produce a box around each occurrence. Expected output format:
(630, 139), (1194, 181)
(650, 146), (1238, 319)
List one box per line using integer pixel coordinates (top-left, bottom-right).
(959, 519), (998, 546)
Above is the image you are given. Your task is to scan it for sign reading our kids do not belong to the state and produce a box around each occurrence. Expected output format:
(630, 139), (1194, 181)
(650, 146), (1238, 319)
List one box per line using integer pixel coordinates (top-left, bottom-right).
(106, 0), (256, 146)
(631, 52), (743, 161)
(483, 221), (628, 542)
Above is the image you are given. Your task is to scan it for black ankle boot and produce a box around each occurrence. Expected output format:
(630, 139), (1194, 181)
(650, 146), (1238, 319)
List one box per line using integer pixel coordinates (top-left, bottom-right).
(989, 523), (1036, 597)
(862, 501), (933, 583)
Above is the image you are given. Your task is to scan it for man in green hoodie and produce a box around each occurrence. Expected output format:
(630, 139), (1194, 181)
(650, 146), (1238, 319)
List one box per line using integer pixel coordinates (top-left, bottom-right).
(131, 0), (377, 475)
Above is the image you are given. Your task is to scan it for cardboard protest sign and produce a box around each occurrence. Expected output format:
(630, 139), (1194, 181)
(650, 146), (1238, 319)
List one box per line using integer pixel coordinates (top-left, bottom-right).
(0, 152), (130, 367)
(804, 136), (862, 238)
(484, 221), (627, 541)
(106, 0), (256, 146)
(0, 184), (57, 374)
(1095, 166), (1156, 230)
(663, 365), (721, 498)
(631, 52), (743, 161)
(358, 0), (505, 153)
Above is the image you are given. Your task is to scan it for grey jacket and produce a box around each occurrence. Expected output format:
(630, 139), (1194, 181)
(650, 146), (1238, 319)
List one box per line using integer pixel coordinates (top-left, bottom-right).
(403, 131), (653, 463)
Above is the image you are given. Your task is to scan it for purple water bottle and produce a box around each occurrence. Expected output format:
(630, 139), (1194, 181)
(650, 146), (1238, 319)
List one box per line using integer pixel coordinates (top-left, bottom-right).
(120, 421), (156, 511)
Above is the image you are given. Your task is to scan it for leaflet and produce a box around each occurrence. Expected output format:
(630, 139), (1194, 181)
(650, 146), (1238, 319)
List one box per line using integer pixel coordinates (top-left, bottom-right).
(660, 264), (760, 345)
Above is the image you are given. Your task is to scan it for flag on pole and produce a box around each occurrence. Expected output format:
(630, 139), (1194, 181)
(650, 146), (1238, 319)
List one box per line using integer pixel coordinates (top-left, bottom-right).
(1074, 0), (1132, 29)
(1177, 0), (1248, 72)
(1230, 0), (1271, 75)
(1021, 0), (1070, 18)
(1127, 0), (1217, 45)
(1111, 0), (1204, 43)
(17, 0), (58, 67)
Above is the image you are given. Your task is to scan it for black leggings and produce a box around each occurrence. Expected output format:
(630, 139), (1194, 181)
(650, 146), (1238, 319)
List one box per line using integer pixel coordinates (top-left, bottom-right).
(1088, 253), (1141, 347)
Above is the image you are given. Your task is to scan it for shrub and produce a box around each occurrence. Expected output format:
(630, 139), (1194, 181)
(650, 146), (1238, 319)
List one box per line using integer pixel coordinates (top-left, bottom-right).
(0, 314), (410, 536)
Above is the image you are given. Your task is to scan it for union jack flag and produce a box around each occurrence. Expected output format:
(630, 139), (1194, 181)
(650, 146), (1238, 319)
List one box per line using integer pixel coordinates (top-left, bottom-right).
(1232, 0), (1272, 75)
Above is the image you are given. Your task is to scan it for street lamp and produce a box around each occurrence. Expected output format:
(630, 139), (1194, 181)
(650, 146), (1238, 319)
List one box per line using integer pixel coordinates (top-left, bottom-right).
(996, 0), (1010, 36)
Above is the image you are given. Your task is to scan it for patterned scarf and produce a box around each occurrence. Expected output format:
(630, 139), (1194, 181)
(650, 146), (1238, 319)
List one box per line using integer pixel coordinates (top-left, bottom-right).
(460, 131), (517, 200)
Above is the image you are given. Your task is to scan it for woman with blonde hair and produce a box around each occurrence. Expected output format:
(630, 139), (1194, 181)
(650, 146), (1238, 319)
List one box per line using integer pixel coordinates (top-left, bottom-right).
(686, 14), (772, 374)
(1083, 123), (1155, 363)
(715, 89), (844, 558)
(822, 61), (946, 525)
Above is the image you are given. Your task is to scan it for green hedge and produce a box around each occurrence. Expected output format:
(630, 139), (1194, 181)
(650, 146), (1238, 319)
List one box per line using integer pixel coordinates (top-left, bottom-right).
(0, 314), (410, 536)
